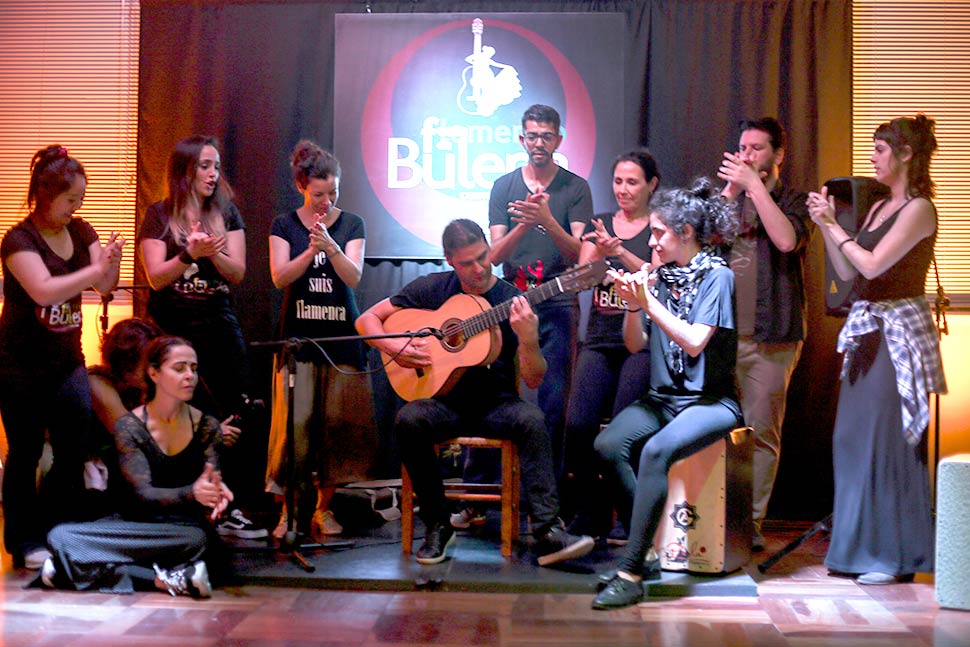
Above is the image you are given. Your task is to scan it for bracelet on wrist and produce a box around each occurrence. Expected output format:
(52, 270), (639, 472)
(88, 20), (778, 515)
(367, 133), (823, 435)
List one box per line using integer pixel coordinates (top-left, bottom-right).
(178, 249), (195, 264)
(837, 238), (854, 252)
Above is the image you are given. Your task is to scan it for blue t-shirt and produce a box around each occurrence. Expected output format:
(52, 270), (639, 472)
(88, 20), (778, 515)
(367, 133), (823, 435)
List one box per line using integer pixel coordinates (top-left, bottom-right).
(647, 264), (739, 409)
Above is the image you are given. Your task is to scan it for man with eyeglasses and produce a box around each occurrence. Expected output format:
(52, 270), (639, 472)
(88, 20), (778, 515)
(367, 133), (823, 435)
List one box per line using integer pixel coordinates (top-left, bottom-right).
(487, 104), (593, 475)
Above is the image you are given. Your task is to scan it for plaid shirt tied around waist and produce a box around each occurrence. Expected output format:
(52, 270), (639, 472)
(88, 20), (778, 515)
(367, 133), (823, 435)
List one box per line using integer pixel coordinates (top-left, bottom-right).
(837, 296), (947, 446)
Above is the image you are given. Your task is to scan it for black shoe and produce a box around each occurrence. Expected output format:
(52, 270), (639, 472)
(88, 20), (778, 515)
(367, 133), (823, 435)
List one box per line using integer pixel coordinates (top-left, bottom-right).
(415, 523), (456, 565)
(534, 522), (595, 567)
(606, 524), (629, 546)
(592, 574), (644, 610)
(752, 530), (766, 552)
(596, 556), (661, 590)
(566, 513), (611, 542)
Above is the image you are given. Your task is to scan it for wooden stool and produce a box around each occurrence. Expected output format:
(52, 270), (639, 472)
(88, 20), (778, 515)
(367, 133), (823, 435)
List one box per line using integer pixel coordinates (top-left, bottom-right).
(401, 437), (520, 557)
(653, 426), (754, 574)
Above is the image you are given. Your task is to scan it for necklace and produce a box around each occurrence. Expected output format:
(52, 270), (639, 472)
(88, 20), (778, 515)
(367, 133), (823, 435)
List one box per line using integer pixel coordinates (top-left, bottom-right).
(874, 196), (911, 228)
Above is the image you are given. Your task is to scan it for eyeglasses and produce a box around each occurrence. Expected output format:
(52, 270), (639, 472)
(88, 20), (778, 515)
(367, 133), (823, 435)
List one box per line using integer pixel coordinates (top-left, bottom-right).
(523, 132), (558, 144)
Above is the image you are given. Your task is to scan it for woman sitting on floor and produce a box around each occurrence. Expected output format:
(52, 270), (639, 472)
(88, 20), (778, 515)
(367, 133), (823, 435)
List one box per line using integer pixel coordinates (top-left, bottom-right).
(41, 336), (232, 598)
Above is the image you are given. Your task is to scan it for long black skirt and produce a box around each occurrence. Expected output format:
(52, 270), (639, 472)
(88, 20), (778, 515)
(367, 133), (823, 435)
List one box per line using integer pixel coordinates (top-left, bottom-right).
(825, 329), (934, 576)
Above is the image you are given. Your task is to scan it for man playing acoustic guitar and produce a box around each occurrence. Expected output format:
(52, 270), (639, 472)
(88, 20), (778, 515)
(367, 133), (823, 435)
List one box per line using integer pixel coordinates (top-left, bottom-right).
(355, 219), (595, 566)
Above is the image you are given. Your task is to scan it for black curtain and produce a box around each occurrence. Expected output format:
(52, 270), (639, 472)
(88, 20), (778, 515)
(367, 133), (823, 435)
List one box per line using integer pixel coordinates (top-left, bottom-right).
(138, 0), (850, 519)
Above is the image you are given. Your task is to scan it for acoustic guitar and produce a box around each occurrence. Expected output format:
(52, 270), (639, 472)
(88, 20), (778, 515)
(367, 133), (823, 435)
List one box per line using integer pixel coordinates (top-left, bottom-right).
(382, 260), (608, 401)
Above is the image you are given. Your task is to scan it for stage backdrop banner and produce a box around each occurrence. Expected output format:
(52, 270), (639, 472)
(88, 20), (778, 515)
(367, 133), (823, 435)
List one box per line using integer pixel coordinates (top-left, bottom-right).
(334, 12), (624, 259)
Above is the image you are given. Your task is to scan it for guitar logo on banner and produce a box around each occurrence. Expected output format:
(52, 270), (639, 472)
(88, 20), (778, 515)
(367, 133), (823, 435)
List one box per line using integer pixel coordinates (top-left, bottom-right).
(457, 19), (522, 117)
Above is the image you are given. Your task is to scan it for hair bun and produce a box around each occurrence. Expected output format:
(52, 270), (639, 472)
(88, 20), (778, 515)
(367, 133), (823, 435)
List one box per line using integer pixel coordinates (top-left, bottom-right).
(291, 139), (322, 168)
(688, 176), (715, 200)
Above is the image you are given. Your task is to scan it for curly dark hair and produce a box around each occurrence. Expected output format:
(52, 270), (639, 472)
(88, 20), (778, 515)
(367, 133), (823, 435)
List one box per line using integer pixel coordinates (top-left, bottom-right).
(650, 176), (739, 247)
(101, 318), (163, 385)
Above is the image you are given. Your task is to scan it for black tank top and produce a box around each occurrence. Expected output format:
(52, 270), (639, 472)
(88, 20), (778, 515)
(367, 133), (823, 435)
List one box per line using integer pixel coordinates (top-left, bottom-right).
(853, 198), (936, 301)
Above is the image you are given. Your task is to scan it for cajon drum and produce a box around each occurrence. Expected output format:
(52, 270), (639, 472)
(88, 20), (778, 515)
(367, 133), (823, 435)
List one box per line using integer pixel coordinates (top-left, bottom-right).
(653, 427), (753, 574)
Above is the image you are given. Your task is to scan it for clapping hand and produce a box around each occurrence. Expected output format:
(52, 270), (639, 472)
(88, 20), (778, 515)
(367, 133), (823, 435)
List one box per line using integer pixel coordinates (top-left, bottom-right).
(508, 188), (554, 233)
(581, 218), (622, 256)
(717, 152), (766, 199)
(608, 263), (653, 310)
(193, 463), (234, 521)
(806, 187), (837, 226)
(185, 221), (226, 259)
(98, 232), (126, 277)
(220, 416), (241, 448)
(309, 213), (339, 254)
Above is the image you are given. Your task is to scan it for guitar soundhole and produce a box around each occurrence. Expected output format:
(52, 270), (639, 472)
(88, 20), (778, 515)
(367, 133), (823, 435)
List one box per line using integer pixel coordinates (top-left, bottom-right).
(439, 318), (465, 353)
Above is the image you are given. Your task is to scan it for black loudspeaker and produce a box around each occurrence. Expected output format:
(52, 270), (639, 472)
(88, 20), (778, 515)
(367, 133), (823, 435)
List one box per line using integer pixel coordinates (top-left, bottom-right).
(822, 176), (890, 316)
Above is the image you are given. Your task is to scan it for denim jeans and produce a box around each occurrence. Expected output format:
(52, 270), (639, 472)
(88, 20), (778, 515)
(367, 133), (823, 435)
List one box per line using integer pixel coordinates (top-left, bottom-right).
(527, 299), (577, 475)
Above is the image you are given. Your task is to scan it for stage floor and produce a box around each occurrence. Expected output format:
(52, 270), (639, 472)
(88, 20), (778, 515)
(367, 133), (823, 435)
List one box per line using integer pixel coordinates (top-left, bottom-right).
(227, 515), (758, 598)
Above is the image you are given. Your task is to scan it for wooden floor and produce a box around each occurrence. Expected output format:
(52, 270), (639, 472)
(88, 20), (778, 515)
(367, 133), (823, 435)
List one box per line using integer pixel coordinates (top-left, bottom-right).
(2, 521), (968, 647)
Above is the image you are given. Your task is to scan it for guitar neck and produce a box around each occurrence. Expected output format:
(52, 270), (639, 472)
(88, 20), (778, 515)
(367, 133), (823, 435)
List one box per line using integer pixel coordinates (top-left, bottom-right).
(461, 277), (565, 338)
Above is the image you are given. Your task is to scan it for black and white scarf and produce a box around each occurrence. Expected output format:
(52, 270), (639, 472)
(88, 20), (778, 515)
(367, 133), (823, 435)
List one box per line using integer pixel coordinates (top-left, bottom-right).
(653, 246), (727, 374)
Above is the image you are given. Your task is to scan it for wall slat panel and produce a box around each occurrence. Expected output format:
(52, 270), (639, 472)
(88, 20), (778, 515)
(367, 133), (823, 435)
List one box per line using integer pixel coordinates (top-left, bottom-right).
(853, 0), (970, 305)
(0, 0), (139, 296)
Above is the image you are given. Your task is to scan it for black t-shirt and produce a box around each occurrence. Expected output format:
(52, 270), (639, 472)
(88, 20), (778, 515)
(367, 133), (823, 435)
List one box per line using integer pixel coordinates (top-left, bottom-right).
(584, 212), (653, 349)
(138, 200), (245, 327)
(390, 272), (523, 412)
(271, 209), (366, 367)
(0, 217), (98, 377)
(488, 166), (593, 297)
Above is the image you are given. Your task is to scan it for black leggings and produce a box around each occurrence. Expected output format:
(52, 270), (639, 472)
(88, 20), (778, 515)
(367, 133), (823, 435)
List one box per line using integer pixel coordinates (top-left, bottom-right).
(594, 394), (741, 575)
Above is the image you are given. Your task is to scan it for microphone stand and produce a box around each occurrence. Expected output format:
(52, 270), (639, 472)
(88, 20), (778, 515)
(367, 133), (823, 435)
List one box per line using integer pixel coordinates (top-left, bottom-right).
(90, 284), (152, 336)
(246, 328), (439, 572)
(932, 270), (949, 512)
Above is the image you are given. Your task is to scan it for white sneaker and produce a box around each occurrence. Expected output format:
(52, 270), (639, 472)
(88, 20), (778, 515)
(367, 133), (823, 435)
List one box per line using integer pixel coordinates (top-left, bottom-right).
(450, 506), (486, 530)
(312, 509), (343, 536)
(40, 557), (56, 588)
(154, 561), (212, 598)
(24, 547), (52, 570)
